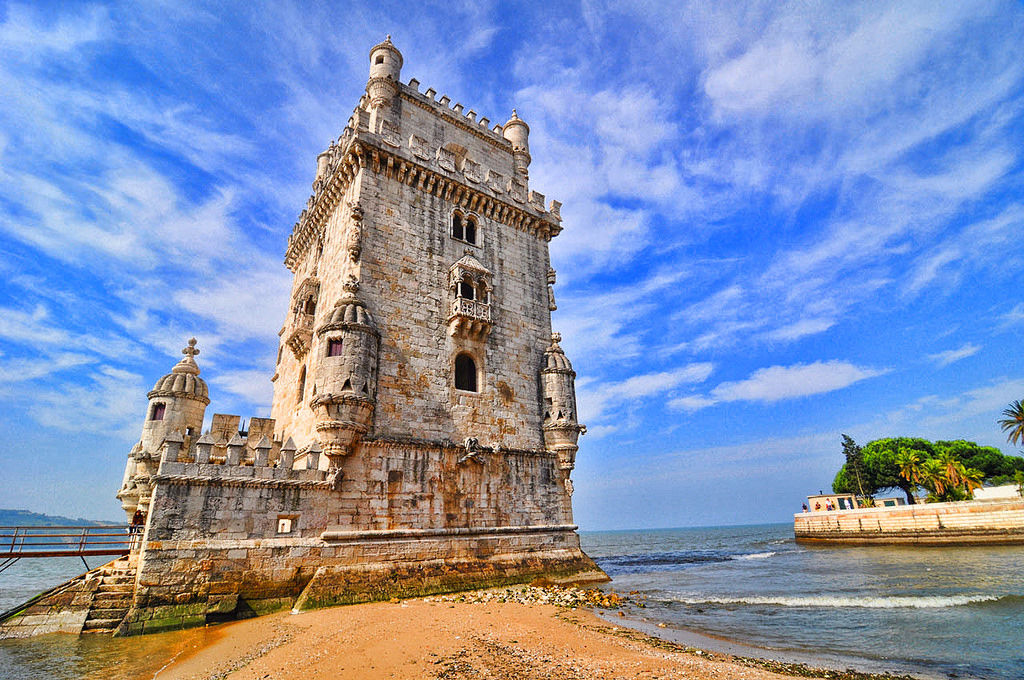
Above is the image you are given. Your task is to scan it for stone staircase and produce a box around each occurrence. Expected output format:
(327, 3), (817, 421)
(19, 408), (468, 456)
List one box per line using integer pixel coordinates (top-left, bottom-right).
(80, 558), (136, 634)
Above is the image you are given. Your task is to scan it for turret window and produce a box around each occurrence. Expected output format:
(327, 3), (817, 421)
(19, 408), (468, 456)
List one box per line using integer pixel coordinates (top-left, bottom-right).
(451, 211), (478, 245)
(454, 353), (478, 392)
(150, 403), (166, 421)
(327, 339), (344, 357)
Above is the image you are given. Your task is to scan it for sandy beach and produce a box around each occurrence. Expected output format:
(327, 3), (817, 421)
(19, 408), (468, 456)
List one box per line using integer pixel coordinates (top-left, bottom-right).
(153, 588), (907, 680)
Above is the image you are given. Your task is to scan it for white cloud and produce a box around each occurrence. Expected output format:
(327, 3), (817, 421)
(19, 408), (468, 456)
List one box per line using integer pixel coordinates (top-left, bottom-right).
(765, 317), (835, 342)
(578, 362), (714, 427)
(1001, 303), (1024, 327)
(928, 343), (981, 367)
(671, 360), (889, 411)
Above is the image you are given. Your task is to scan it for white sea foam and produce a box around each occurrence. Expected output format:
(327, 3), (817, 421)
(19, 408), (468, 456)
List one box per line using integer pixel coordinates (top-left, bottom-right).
(669, 594), (1001, 609)
(731, 551), (776, 561)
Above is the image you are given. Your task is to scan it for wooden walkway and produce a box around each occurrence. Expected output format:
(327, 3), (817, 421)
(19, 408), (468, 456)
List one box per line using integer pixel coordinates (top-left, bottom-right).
(0, 525), (132, 573)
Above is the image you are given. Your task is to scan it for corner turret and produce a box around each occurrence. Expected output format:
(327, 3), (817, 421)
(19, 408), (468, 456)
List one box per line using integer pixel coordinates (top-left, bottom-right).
(502, 109), (531, 179)
(540, 333), (584, 474)
(310, 278), (381, 469)
(118, 338), (210, 518)
(366, 35), (403, 109)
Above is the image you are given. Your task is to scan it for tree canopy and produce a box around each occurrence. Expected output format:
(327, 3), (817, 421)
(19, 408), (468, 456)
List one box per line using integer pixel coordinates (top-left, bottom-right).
(832, 437), (1024, 503)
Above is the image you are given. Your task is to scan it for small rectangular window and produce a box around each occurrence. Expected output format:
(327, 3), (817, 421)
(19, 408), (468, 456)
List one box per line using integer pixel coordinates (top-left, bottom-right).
(277, 517), (292, 533)
(328, 339), (344, 357)
(151, 403), (166, 421)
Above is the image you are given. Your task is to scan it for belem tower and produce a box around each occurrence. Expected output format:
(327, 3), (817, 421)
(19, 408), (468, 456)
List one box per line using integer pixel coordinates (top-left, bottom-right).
(0, 38), (606, 637)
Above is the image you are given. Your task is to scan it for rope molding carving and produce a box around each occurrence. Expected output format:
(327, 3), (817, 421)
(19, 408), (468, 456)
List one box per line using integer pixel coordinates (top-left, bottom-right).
(151, 474), (332, 490)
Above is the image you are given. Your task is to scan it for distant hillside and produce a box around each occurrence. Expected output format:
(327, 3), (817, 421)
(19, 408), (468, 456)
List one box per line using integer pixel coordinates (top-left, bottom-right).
(0, 509), (110, 527)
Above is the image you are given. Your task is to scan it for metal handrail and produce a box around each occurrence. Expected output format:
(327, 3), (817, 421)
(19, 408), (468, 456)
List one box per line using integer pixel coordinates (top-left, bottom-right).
(0, 525), (132, 558)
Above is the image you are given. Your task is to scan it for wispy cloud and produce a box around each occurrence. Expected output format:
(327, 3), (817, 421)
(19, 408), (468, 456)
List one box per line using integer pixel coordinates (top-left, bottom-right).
(671, 360), (889, 411)
(928, 343), (981, 367)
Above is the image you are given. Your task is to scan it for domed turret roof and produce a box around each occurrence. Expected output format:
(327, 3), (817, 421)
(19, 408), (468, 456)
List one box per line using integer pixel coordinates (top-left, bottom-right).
(317, 278), (378, 334)
(369, 34), (403, 65)
(147, 338), (210, 403)
(543, 332), (574, 372)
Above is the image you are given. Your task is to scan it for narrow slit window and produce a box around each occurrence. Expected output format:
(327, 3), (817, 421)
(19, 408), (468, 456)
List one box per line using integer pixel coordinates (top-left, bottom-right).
(454, 354), (478, 392)
(297, 366), (306, 404)
(327, 339), (344, 357)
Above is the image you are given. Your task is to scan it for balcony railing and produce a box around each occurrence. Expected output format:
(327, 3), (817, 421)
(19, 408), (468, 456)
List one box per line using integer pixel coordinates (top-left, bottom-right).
(450, 298), (491, 323)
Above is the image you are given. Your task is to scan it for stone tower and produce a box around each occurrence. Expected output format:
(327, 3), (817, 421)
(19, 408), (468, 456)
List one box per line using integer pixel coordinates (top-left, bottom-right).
(269, 36), (585, 501)
(84, 39), (604, 637)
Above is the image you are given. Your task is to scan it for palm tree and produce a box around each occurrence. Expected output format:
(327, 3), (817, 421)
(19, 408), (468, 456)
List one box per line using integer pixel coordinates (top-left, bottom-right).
(921, 459), (948, 497)
(999, 400), (1024, 448)
(895, 449), (923, 501)
(935, 450), (963, 489)
(961, 466), (985, 496)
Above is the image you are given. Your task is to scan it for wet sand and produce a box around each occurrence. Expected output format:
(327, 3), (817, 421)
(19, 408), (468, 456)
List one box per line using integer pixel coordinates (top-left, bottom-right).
(153, 595), (912, 680)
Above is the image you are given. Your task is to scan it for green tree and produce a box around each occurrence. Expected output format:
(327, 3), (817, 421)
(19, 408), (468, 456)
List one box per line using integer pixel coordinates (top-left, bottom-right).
(841, 434), (867, 497)
(999, 400), (1024, 448)
(831, 437), (1024, 503)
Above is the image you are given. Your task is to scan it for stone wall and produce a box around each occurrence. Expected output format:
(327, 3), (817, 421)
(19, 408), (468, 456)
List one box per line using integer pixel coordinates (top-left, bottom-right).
(794, 498), (1024, 544)
(121, 436), (598, 633)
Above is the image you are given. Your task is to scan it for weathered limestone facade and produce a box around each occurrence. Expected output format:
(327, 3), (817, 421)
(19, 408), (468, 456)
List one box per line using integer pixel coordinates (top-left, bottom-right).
(7, 38), (603, 637)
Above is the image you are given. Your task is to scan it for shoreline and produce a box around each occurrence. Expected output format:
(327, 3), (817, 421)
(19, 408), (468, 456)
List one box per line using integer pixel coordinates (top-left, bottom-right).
(148, 587), (923, 680)
(598, 611), (940, 680)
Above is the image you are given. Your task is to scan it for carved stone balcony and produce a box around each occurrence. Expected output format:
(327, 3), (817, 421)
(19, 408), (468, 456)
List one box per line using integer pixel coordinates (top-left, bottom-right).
(448, 298), (492, 340)
(286, 313), (315, 359)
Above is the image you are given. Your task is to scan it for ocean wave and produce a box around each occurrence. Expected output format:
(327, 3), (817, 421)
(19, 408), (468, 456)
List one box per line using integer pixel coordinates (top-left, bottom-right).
(667, 594), (1006, 609)
(731, 551), (776, 561)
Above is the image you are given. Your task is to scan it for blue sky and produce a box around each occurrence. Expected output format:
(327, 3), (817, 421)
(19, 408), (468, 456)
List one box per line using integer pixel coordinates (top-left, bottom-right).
(0, 1), (1022, 528)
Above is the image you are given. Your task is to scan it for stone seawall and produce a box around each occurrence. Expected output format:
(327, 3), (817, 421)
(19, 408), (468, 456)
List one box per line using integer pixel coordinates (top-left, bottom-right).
(794, 498), (1024, 545)
(121, 526), (604, 635)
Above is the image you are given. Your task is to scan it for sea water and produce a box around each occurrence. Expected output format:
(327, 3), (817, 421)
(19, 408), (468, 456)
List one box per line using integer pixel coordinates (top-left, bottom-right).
(1, 525), (1021, 679)
(581, 524), (1024, 680)
(0, 557), (215, 679)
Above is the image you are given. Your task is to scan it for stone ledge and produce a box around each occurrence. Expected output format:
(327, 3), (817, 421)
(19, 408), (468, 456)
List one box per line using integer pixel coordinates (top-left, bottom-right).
(320, 524), (577, 542)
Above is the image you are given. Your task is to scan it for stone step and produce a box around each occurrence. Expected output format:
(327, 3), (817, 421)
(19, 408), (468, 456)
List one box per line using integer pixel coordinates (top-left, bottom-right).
(82, 618), (123, 631)
(97, 583), (133, 593)
(86, 607), (129, 620)
(101, 575), (135, 585)
(93, 591), (132, 603)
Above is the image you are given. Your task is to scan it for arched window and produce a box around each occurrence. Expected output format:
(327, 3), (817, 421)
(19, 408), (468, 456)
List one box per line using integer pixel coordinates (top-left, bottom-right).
(477, 282), (489, 303)
(303, 295), (316, 315)
(150, 403), (166, 421)
(458, 275), (475, 300)
(454, 353), (478, 392)
(451, 212), (464, 241)
(450, 212), (478, 245)
(297, 365), (306, 404)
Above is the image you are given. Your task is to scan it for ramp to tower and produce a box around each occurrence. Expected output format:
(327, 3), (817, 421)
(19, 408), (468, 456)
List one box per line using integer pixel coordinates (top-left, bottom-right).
(0, 557), (136, 638)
